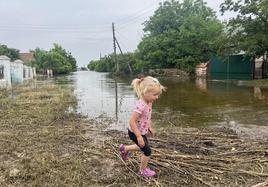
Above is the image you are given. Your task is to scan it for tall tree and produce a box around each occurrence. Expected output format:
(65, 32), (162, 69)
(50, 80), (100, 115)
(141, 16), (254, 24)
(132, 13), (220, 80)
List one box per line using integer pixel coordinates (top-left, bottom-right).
(220, 0), (268, 56)
(137, 0), (225, 72)
(31, 43), (77, 74)
(30, 48), (48, 70)
(0, 44), (20, 61)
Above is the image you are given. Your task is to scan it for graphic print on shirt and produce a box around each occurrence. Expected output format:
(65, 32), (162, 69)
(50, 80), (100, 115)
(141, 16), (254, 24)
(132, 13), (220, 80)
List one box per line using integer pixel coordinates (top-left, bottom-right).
(133, 99), (152, 135)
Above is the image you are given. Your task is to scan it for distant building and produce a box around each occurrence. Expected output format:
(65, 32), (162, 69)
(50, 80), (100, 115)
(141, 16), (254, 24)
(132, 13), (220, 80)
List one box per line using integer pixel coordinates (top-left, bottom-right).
(255, 56), (263, 79)
(0, 55), (36, 88)
(19, 52), (34, 62)
(195, 62), (209, 77)
(195, 54), (268, 80)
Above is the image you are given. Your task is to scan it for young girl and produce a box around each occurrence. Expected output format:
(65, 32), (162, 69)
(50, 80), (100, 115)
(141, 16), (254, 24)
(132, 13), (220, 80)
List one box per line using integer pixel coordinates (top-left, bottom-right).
(119, 76), (166, 177)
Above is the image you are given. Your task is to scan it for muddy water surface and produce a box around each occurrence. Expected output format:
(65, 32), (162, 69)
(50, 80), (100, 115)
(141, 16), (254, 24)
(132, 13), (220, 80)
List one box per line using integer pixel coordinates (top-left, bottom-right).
(64, 71), (268, 137)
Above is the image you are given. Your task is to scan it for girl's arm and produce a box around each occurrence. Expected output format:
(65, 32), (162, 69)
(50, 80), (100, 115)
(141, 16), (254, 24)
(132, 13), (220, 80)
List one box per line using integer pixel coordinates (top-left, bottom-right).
(129, 111), (145, 148)
(148, 127), (155, 137)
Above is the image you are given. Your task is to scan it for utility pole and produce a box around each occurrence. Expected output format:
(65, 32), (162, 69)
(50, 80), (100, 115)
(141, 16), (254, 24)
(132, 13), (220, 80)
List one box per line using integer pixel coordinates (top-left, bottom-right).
(115, 38), (133, 74)
(112, 22), (118, 121)
(112, 22), (119, 73)
(112, 22), (132, 74)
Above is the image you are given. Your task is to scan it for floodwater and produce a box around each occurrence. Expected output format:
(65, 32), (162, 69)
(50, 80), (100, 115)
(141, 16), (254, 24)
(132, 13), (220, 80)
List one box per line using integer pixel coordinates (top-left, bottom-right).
(63, 71), (268, 136)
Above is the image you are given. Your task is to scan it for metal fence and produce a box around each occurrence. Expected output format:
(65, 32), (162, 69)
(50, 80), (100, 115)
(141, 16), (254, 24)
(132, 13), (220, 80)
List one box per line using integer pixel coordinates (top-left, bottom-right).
(209, 55), (253, 80)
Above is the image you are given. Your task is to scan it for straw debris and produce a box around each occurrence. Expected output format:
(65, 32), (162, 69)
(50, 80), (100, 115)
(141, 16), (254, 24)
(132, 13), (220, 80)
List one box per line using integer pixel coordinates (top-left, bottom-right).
(0, 83), (267, 187)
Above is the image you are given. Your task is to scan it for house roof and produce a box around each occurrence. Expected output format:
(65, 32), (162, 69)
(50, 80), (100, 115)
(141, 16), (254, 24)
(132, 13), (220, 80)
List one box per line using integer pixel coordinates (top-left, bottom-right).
(19, 53), (34, 62)
(14, 59), (23, 64)
(255, 56), (263, 63)
(196, 62), (208, 68)
(0, 55), (10, 60)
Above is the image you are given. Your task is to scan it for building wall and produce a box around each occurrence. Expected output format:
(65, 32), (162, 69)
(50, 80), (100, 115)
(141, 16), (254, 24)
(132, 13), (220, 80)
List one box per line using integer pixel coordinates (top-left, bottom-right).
(0, 56), (11, 88)
(23, 65), (34, 79)
(10, 60), (24, 83)
(195, 67), (207, 77)
(0, 55), (35, 88)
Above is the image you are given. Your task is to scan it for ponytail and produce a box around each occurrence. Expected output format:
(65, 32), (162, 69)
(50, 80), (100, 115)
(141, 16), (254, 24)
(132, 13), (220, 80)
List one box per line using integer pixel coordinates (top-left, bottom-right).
(131, 78), (143, 98)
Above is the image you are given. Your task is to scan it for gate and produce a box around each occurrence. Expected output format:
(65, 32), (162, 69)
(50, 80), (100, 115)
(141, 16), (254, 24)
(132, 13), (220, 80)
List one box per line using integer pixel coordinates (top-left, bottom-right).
(209, 55), (253, 80)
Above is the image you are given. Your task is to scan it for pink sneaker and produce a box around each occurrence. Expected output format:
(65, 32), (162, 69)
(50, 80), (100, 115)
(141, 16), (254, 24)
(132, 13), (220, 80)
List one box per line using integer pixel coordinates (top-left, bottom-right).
(139, 167), (156, 177)
(119, 144), (128, 161)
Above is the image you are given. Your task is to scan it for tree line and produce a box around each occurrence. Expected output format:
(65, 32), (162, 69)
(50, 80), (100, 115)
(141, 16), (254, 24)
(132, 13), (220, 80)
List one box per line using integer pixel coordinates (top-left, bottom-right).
(0, 43), (77, 74)
(0, 44), (20, 61)
(88, 0), (268, 75)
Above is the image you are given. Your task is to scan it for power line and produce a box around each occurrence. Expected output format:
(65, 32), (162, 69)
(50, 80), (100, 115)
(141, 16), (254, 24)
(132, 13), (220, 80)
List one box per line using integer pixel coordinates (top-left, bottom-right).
(0, 26), (111, 33)
(114, 4), (160, 32)
(0, 22), (111, 28)
(116, 7), (156, 26)
(115, 1), (159, 24)
(115, 31), (133, 50)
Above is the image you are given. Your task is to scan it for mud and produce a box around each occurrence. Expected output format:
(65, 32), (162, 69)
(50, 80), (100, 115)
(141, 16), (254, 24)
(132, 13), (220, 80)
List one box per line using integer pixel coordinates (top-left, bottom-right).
(0, 83), (267, 187)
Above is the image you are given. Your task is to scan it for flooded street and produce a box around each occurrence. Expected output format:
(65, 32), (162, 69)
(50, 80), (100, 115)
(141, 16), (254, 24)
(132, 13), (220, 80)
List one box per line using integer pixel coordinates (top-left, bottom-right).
(65, 71), (268, 135)
(1, 72), (268, 187)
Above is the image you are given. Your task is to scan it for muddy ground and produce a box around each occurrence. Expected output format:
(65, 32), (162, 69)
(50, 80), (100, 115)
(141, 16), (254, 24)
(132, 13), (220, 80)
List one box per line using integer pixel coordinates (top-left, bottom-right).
(0, 83), (268, 187)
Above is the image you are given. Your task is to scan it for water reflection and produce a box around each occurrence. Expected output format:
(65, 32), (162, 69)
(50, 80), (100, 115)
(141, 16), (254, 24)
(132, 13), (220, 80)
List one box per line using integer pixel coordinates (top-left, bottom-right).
(253, 86), (265, 100)
(66, 71), (268, 132)
(69, 71), (135, 131)
(156, 78), (268, 128)
(195, 77), (207, 92)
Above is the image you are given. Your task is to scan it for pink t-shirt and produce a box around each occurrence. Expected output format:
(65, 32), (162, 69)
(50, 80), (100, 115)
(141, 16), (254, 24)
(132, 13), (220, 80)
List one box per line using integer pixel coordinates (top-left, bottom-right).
(131, 99), (152, 135)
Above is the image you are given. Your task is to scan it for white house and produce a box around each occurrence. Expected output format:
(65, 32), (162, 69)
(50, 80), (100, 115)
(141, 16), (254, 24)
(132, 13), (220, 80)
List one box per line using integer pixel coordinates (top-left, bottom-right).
(0, 55), (11, 88)
(23, 65), (33, 80)
(255, 56), (264, 79)
(0, 55), (36, 88)
(10, 59), (24, 83)
(195, 62), (209, 77)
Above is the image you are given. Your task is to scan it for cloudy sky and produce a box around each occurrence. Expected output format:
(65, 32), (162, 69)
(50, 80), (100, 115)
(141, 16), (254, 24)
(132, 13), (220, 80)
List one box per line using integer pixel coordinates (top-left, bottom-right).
(0, 0), (231, 67)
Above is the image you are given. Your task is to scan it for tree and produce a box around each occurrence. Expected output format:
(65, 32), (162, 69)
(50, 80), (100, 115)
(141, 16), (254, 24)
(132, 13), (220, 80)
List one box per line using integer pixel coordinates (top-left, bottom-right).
(137, 0), (225, 73)
(99, 55), (114, 72)
(220, 0), (268, 56)
(88, 53), (136, 74)
(0, 44), (20, 61)
(31, 43), (77, 74)
(48, 43), (76, 74)
(30, 48), (48, 71)
(67, 52), (77, 70)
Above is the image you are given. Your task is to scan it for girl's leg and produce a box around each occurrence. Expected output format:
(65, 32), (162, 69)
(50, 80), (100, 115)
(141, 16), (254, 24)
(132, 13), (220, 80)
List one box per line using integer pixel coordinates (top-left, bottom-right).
(125, 144), (140, 152)
(119, 144), (139, 161)
(140, 155), (149, 171)
(139, 154), (155, 177)
(139, 137), (155, 177)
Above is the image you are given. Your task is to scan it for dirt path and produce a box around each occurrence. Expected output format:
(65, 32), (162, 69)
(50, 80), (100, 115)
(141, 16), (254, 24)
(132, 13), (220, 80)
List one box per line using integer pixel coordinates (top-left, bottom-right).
(0, 84), (267, 187)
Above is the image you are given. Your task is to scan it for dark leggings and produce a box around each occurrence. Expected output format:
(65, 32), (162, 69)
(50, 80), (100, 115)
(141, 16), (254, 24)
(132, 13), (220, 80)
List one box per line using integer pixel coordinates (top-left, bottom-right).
(128, 129), (152, 156)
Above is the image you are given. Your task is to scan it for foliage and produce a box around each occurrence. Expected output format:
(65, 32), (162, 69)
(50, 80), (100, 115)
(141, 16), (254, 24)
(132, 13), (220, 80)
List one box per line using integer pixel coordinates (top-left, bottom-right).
(31, 43), (77, 74)
(30, 47), (47, 70)
(88, 55), (114, 72)
(88, 53), (137, 75)
(87, 0), (268, 75)
(220, 0), (268, 57)
(87, 0), (226, 75)
(137, 0), (225, 73)
(0, 44), (20, 61)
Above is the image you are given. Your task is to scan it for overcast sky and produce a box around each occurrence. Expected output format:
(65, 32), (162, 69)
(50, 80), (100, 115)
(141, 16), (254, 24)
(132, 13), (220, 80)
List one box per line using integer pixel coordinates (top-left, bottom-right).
(0, 0), (231, 67)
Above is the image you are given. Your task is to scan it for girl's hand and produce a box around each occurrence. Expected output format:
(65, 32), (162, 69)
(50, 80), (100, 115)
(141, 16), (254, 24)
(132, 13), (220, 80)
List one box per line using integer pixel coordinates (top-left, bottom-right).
(137, 136), (145, 148)
(148, 128), (156, 137)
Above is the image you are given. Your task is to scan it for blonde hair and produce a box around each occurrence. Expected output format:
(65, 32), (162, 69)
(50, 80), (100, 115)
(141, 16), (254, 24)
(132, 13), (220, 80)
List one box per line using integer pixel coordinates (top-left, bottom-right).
(131, 76), (166, 98)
